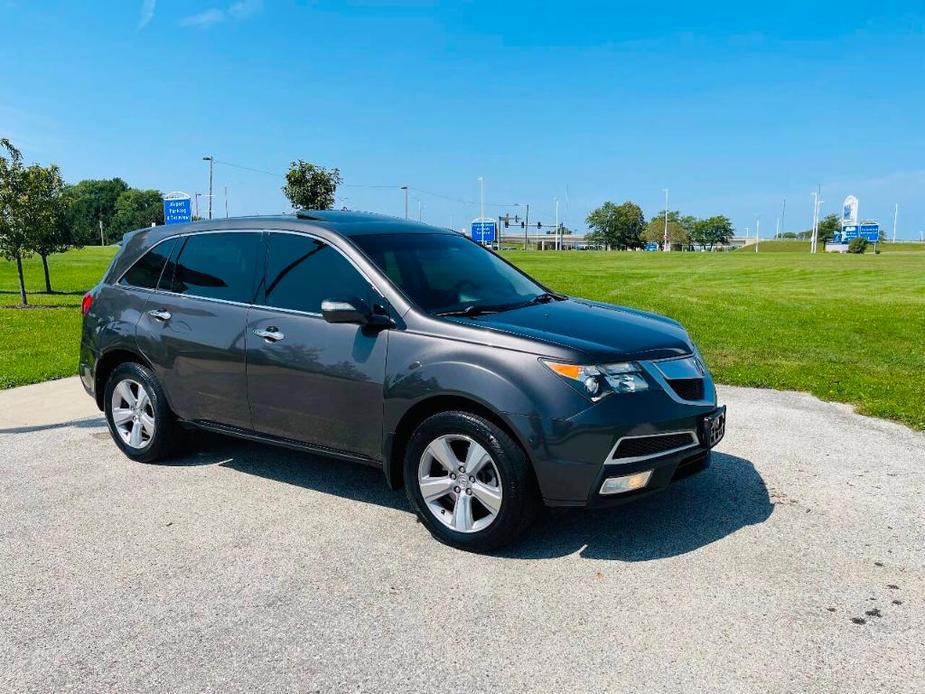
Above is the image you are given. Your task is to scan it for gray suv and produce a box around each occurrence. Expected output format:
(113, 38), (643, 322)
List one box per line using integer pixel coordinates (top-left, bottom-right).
(80, 210), (725, 551)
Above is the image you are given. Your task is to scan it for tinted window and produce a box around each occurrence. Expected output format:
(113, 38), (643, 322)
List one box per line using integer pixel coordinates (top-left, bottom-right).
(121, 237), (179, 289)
(170, 232), (261, 303)
(264, 233), (372, 313)
(352, 233), (544, 314)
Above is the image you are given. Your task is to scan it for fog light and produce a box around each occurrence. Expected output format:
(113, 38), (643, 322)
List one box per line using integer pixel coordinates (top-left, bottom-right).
(599, 470), (653, 495)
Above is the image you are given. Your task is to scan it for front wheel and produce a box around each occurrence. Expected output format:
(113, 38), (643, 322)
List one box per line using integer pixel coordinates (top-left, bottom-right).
(404, 411), (539, 552)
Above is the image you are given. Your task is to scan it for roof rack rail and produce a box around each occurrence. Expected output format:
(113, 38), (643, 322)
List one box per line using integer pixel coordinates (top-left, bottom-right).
(295, 210), (322, 220)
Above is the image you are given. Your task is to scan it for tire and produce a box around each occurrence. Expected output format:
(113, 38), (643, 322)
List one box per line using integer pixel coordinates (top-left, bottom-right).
(404, 411), (540, 552)
(103, 361), (180, 463)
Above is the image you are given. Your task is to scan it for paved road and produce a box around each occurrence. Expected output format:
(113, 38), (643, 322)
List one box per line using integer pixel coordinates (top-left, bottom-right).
(2, 378), (923, 692)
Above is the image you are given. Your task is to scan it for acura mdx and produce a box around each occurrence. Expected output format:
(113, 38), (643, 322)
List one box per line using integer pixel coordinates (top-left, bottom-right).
(80, 210), (726, 551)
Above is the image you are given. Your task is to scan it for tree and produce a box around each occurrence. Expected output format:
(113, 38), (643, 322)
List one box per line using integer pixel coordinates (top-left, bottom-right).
(109, 189), (164, 242)
(643, 210), (691, 248)
(0, 138), (30, 305)
(63, 178), (129, 245)
(816, 213), (840, 246)
(282, 161), (342, 210)
(847, 237), (868, 254)
(585, 201), (645, 250)
(691, 215), (734, 251)
(21, 164), (71, 292)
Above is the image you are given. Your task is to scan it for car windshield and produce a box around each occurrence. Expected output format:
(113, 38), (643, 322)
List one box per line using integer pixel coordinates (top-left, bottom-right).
(352, 232), (549, 316)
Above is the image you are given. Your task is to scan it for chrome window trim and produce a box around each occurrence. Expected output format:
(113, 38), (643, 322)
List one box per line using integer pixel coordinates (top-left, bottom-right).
(114, 228), (387, 319)
(604, 430), (699, 466)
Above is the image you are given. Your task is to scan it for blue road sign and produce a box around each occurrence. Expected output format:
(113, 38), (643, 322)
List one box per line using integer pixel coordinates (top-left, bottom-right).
(644, 242), (660, 252)
(841, 223), (880, 242)
(163, 196), (192, 225)
(471, 220), (496, 242)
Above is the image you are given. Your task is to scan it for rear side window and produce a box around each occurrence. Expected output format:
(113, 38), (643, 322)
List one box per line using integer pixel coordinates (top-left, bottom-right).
(120, 237), (179, 289)
(169, 232), (261, 303)
(264, 232), (373, 313)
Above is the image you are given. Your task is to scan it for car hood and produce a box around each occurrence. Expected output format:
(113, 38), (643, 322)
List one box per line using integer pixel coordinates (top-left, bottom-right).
(447, 298), (693, 363)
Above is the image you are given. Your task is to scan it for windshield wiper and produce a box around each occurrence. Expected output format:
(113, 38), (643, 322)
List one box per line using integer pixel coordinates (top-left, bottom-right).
(530, 291), (567, 304)
(435, 303), (520, 317)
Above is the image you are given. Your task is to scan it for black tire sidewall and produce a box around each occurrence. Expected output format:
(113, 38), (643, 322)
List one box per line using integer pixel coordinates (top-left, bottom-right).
(103, 362), (174, 463)
(404, 411), (538, 552)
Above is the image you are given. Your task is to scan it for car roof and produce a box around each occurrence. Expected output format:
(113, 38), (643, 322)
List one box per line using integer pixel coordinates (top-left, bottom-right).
(204, 210), (455, 237)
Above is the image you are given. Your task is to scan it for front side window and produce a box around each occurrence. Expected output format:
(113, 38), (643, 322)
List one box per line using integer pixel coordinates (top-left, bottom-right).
(120, 237), (179, 289)
(169, 232), (261, 303)
(264, 233), (373, 313)
(352, 233), (545, 315)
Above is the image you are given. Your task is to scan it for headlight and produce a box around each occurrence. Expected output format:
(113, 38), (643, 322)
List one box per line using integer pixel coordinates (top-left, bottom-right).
(541, 360), (649, 400)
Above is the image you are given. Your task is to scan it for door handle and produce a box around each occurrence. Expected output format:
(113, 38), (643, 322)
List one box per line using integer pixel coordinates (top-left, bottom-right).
(253, 327), (285, 342)
(148, 309), (172, 321)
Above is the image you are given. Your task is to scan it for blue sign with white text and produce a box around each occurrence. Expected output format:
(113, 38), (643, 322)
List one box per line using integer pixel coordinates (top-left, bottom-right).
(163, 197), (192, 225)
(840, 223), (880, 242)
(471, 220), (496, 242)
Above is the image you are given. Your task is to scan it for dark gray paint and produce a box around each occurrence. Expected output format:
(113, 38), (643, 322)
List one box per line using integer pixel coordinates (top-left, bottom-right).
(82, 212), (722, 506)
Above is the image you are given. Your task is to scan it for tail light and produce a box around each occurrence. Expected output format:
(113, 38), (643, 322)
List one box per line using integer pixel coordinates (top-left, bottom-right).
(81, 292), (94, 315)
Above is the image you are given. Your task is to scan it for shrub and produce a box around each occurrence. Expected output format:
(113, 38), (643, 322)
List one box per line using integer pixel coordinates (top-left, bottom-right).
(847, 237), (868, 254)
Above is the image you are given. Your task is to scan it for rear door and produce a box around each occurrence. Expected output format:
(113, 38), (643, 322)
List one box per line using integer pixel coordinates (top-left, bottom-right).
(245, 231), (388, 460)
(135, 231), (261, 429)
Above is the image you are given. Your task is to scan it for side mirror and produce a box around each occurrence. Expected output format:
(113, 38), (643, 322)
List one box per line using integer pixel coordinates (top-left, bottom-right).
(321, 297), (393, 328)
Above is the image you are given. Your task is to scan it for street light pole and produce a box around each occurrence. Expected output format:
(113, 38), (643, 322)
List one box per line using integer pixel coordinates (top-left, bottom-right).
(663, 188), (669, 251)
(400, 186), (408, 219)
(194, 193), (200, 220)
(892, 203), (898, 242)
(555, 198), (560, 251)
(755, 216), (760, 253)
(202, 156), (214, 220)
(224, 186), (229, 218)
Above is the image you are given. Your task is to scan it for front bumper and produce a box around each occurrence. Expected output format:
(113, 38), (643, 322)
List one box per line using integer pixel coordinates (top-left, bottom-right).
(505, 385), (725, 507)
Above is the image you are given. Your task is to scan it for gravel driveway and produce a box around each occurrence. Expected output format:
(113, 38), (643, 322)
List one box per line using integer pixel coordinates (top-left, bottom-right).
(1, 378), (923, 692)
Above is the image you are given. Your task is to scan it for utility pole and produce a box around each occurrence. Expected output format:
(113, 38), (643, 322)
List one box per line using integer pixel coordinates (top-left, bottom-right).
(400, 186), (408, 219)
(892, 203), (898, 242)
(202, 155), (214, 220)
(663, 188), (670, 251)
(775, 217), (781, 240)
(810, 190), (823, 254)
(194, 193), (200, 220)
(555, 198), (560, 251)
(780, 199), (787, 238)
(418, 200), (423, 222)
(99, 218), (105, 246)
(224, 186), (229, 218)
(515, 203), (530, 250)
(755, 216), (760, 253)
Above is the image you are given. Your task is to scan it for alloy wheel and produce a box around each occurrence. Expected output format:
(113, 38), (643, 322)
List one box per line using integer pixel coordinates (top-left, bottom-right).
(417, 434), (503, 533)
(110, 378), (156, 449)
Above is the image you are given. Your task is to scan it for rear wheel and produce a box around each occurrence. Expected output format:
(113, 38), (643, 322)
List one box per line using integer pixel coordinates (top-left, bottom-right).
(104, 362), (180, 463)
(404, 411), (539, 552)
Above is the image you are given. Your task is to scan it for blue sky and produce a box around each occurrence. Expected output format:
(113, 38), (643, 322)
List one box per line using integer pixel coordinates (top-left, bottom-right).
(2, 1), (923, 238)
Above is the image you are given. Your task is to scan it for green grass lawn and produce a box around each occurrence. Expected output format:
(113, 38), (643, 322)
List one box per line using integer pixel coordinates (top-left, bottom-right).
(2, 244), (924, 430)
(0, 247), (116, 387)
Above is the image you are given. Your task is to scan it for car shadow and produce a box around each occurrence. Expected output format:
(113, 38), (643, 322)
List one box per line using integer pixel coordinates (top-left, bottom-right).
(0, 416), (106, 435)
(161, 435), (771, 560)
(500, 453), (772, 561)
(180, 433), (411, 510)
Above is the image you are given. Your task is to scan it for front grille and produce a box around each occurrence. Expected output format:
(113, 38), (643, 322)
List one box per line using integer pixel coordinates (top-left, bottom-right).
(667, 377), (704, 401)
(613, 432), (696, 460)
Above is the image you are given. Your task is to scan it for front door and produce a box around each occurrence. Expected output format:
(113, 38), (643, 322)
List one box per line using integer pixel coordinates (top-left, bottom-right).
(246, 232), (388, 460)
(136, 231), (261, 429)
